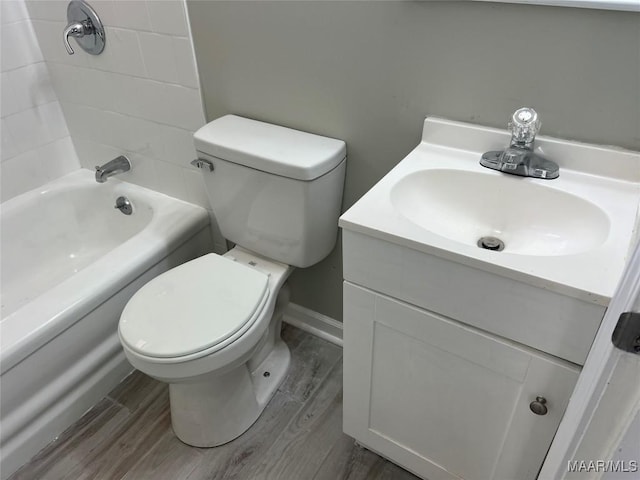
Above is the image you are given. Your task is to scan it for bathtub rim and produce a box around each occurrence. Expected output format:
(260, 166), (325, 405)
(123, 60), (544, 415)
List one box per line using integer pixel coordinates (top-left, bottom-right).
(1, 169), (210, 374)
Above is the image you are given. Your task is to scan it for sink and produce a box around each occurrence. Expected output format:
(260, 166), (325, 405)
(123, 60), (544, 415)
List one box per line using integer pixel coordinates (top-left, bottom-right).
(390, 169), (610, 256)
(340, 117), (639, 480)
(340, 117), (640, 305)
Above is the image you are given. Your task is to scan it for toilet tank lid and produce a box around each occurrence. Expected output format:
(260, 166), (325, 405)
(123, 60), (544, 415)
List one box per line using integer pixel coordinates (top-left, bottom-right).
(193, 115), (346, 181)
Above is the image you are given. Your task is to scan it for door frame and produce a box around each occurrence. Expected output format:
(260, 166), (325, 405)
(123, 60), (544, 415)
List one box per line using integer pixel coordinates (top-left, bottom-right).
(539, 239), (640, 479)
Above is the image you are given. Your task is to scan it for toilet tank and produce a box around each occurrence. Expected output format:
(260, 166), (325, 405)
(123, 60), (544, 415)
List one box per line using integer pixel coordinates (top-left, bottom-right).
(193, 115), (346, 268)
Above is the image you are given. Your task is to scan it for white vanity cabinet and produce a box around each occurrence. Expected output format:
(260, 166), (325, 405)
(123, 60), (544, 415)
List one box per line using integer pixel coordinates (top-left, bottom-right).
(343, 281), (580, 480)
(341, 229), (586, 480)
(339, 116), (639, 480)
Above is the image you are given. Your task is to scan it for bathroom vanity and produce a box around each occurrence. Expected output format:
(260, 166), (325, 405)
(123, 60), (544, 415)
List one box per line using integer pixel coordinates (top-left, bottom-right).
(339, 117), (640, 480)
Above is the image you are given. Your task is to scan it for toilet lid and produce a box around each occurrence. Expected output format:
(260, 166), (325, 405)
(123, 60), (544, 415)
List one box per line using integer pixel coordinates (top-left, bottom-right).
(119, 254), (269, 358)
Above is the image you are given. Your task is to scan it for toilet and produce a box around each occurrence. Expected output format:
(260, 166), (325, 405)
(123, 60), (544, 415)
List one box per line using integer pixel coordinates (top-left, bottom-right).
(118, 115), (346, 447)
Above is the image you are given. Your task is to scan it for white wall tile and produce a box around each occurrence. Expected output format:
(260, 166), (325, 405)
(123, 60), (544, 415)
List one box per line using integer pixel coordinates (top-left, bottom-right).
(2, 64), (46, 116)
(1, 118), (18, 161)
(0, 71), (20, 116)
(92, 69), (120, 109)
(2, 0), (30, 24)
(172, 36), (198, 88)
(114, 0), (150, 31)
(48, 64), (115, 111)
(107, 73), (144, 116)
(0, 136), (75, 200)
(83, 108), (123, 145)
(72, 137), (122, 170)
(4, 101), (69, 154)
(28, 62), (57, 105)
(60, 102), (99, 141)
(1, 63), (57, 116)
(87, 1), (117, 27)
(155, 159), (188, 200)
(62, 104), (161, 159)
(38, 101), (69, 139)
(158, 125), (196, 166)
(41, 136), (80, 181)
(120, 151), (158, 190)
(5, 109), (45, 152)
(106, 113), (165, 157)
(83, 27), (147, 77)
(146, 0), (187, 36)
(182, 166), (209, 209)
(150, 83), (204, 130)
(0, 149), (47, 201)
(111, 75), (203, 130)
(1, 20), (43, 71)
(1, 0), (79, 201)
(24, 1), (66, 22)
(70, 105), (174, 162)
(83, 35), (116, 71)
(138, 32), (177, 83)
(103, 27), (147, 77)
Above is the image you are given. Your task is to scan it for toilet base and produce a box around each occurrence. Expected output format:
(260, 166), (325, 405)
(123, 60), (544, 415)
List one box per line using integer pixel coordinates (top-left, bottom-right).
(169, 340), (291, 447)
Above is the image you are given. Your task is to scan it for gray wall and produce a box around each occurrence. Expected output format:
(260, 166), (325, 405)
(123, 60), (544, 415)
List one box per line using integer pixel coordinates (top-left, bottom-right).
(188, 0), (640, 321)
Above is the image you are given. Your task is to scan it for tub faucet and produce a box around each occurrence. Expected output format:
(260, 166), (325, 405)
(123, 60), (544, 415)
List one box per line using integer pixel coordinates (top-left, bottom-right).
(95, 155), (131, 183)
(480, 107), (559, 179)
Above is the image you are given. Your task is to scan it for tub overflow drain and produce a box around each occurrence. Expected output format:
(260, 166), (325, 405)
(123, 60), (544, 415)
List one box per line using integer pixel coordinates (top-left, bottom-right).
(477, 236), (505, 251)
(115, 196), (133, 215)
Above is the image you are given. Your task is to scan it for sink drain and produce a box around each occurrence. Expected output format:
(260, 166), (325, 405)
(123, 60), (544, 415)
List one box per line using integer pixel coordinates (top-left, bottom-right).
(478, 236), (505, 251)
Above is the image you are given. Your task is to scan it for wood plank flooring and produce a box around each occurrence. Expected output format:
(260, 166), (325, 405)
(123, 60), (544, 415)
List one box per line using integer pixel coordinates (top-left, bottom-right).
(10, 325), (420, 480)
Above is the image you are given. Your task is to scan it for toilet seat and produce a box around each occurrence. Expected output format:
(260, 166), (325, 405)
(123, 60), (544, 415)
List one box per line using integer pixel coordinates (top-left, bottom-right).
(119, 254), (269, 359)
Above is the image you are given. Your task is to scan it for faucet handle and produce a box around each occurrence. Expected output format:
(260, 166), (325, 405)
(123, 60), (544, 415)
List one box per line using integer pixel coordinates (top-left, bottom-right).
(508, 107), (541, 146)
(64, 1), (105, 56)
(63, 22), (83, 54)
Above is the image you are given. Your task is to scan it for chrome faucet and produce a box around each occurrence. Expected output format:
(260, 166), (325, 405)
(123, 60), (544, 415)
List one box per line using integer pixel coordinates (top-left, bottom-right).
(63, 20), (92, 55)
(480, 107), (559, 179)
(95, 155), (131, 183)
(63, 1), (105, 56)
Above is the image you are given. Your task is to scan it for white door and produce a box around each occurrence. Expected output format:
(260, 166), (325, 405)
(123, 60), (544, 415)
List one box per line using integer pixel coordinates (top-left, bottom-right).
(539, 239), (640, 479)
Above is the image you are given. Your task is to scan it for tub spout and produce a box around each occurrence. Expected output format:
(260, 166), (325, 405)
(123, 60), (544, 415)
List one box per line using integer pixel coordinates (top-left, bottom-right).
(95, 155), (131, 183)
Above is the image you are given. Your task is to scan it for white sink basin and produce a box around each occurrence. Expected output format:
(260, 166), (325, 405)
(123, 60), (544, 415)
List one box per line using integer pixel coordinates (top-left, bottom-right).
(340, 117), (640, 305)
(390, 169), (610, 256)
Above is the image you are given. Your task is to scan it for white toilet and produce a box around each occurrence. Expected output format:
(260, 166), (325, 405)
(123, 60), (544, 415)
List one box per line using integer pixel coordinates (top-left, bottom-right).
(118, 115), (346, 447)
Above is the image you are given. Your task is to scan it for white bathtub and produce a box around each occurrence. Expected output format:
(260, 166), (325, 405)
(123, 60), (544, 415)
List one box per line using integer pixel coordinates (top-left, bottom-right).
(0, 169), (212, 478)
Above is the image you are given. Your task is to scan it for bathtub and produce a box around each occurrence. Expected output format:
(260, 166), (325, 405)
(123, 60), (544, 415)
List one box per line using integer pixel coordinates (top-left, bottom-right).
(0, 169), (212, 478)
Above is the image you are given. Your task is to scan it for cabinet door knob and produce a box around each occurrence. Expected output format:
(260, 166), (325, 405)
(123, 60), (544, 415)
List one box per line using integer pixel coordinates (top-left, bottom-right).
(529, 396), (548, 416)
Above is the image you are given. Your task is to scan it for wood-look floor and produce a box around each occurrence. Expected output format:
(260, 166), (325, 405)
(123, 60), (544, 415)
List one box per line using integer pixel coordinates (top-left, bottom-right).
(10, 325), (420, 480)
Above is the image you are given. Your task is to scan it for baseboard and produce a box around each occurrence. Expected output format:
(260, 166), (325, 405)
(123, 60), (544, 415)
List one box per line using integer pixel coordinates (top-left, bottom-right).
(283, 303), (343, 347)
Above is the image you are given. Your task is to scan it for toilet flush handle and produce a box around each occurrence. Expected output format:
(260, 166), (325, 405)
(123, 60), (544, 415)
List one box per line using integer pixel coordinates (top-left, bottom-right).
(191, 159), (214, 172)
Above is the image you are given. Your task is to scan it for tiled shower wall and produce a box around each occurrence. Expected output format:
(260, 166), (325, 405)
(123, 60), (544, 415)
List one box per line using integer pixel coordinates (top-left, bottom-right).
(1, 0), (79, 202)
(24, 0), (223, 250)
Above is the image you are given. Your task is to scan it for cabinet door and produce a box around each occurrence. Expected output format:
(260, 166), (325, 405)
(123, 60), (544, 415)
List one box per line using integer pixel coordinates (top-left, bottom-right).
(343, 282), (580, 480)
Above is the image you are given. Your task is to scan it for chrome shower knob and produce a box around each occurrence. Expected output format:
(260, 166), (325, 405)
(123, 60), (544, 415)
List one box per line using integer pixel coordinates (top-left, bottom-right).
(63, 0), (105, 55)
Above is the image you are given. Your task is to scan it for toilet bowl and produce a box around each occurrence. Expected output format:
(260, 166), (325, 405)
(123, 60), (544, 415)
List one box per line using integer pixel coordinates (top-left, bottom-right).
(117, 115), (346, 447)
(119, 247), (293, 446)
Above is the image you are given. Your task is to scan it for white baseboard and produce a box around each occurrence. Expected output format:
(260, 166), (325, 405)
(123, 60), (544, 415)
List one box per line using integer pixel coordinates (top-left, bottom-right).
(283, 303), (343, 347)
